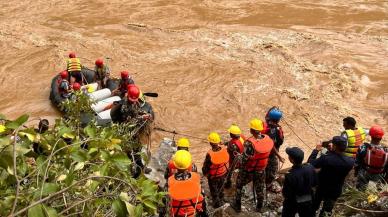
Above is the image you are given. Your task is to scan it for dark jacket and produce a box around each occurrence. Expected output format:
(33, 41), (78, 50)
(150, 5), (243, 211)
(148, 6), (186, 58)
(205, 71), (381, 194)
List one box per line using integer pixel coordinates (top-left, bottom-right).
(310, 152), (354, 199)
(282, 164), (317, 202)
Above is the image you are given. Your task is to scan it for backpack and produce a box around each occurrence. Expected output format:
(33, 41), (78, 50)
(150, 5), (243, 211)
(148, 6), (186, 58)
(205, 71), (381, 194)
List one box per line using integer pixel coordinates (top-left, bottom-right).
(364, 144), (388, 174)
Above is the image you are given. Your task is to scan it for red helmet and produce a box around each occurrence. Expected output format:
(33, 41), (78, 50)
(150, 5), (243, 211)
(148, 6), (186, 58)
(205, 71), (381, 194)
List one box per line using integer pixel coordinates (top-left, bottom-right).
(121, 71), (129, 79)
(68, 52), (76, 58)
(60, 70), (68, 79)
(95, 58), (104, 67)
(127, 84), (140, 102)
(369, 125), (384, 139)
(72, 82), (81, 91)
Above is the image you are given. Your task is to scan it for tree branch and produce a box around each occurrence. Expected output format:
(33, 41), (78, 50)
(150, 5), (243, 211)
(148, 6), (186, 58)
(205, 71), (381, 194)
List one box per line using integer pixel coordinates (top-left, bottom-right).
(11, 175), (136, 217)
(337, 203), (388, 213)
(9, 129), (21, 216)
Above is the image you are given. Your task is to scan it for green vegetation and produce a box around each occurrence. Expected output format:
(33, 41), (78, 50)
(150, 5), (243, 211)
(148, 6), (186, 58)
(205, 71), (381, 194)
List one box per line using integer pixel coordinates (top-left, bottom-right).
(0, 93), (164, 217)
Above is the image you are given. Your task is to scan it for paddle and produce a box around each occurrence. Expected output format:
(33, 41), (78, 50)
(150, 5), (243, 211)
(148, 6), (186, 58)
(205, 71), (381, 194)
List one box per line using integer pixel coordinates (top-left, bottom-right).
(143, 92), (158, 97)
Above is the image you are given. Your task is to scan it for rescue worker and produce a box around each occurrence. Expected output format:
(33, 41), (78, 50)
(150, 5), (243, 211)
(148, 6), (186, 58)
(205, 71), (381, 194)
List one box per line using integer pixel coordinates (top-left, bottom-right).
(112, 71), (135, 98)
(342, 116), (367, 158)
(355, 125), (388, 190)
(164, 138), (198, 179)
(202, 132), (229, 208)
(310, 136), (354, 217)
(166, 150), (208, 217)
(58, 70), (70, 98)
(307, 140), (333, 163)
(225, 124), (245, 188)
(111, 84), (153, 178)
(282, 147), (316, 217)
(66, 52), (83, 84)
(263, 107), (285, 192)
(110, 84), (151, 124)
(231, 118), (284, 213)
(94, 58), (110, 89)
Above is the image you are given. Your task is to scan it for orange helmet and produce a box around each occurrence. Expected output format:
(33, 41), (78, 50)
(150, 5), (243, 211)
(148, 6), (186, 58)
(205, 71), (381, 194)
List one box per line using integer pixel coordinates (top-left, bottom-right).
(95, 58), (104, 67)
(121, 71), (129, 79)
(60, 70), (68, 79)
(68, 52), (76, 58)
(370, 125), (384, 139)
(72, 82), (81, 91)
(127, 84), (140, 102)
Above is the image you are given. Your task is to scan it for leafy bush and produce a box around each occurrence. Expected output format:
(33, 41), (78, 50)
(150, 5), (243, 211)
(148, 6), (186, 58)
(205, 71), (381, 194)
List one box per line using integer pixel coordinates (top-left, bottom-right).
(0, 94), (164, 217)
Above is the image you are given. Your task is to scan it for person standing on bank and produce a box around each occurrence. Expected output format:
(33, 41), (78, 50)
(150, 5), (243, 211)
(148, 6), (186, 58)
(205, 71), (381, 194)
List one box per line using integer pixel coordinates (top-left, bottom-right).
(309, 136), (355, 217)
(341, 116), (367, 158)
(282, 147), (316, 217)
(231, 118), (284, 213)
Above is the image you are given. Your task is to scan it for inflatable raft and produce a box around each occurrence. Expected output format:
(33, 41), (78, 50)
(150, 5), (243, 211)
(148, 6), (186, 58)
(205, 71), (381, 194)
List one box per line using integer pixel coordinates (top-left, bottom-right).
(50, 67), (155, 126)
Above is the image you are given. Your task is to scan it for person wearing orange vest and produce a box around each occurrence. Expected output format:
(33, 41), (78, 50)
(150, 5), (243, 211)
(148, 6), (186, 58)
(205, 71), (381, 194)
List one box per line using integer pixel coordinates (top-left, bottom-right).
(202, 132), (229, 208)
(165, 150), (208, 217)
(225, 124), (245, 189)
(231, 118), (284, 213)
(355, 125), (388, 190)
(341, 116), (368, 158)
(164, 138), (198, 179)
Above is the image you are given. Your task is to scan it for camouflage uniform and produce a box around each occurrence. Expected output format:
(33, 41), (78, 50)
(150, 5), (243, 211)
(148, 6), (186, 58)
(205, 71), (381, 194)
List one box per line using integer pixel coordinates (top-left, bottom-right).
(233, 140), (266, 211)
(225, 139), (241, 188)
(264, 122), (284, 184)
(202, 150), (227, 208)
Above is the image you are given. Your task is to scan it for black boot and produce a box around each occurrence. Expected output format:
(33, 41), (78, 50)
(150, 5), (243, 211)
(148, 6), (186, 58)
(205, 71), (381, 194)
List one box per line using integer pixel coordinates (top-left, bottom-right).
(230, 200), (241, 213)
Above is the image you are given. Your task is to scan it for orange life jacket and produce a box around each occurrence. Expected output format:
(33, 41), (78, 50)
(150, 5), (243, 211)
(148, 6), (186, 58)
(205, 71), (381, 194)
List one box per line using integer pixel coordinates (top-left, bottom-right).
(364, 145), (388, 174)
(168, 172), (204, 217)
(207, 147), (229, 178)
(167, 160), (193, 178)
(229, 135), (246, 154)
(245, 135), (274, 172)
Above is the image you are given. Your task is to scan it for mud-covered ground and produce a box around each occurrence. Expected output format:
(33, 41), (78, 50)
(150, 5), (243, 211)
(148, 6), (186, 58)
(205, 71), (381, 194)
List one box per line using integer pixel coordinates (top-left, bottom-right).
(0, 0), (387, 167)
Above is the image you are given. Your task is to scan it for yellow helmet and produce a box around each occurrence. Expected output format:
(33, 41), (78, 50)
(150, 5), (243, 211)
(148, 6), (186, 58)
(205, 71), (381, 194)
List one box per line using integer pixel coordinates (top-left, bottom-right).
(173, 150), (192, 170)
(249, 118), (263, 131)
(177, 138), (190, 148)
(228, 124), (241, 135)
(208, 132), (221, 144)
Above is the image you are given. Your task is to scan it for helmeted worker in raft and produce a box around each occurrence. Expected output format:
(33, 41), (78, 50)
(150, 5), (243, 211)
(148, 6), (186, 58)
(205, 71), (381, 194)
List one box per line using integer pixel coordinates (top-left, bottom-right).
(355, 125), (388, 190)
(94, 58), (110, 89)
(231, 118), (284, 213)
(112, 71), (135, 98)
(110, 84), (154, 124)
(164, 138), (198, 180)
(66, 52), (83, 85)
(165, 150), (208, 217)
(202, 132), (230, 208)
(58, 70), (71, 98)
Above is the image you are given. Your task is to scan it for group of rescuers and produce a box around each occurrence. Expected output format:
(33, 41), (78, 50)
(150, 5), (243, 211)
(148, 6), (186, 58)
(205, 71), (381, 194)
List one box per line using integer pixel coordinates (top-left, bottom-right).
(57, 52), (154, 124)
(162, 108), (388, 217)
(57, 52), (388, 217)
(57, 52), (154, 177)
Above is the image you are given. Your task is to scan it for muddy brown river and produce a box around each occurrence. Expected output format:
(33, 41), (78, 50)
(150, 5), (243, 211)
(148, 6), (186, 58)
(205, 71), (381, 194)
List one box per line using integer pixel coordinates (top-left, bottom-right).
(0, 0), (387, 166)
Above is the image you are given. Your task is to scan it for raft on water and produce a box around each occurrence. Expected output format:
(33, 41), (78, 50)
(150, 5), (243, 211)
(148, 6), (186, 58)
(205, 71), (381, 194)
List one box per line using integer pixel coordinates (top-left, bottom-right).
(49, 68), (121, 125)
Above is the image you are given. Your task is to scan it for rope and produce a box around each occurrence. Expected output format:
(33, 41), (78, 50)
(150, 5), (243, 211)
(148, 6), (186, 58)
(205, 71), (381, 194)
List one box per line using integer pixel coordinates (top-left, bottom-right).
(154, 127), (208, 142)
(337, 203), (388, 214)
(282, 119), (313, 150)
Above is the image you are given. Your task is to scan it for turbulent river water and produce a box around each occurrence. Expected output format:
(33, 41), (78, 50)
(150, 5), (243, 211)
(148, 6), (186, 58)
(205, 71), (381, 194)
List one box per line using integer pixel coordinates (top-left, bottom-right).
(0, 0), (387, 166)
